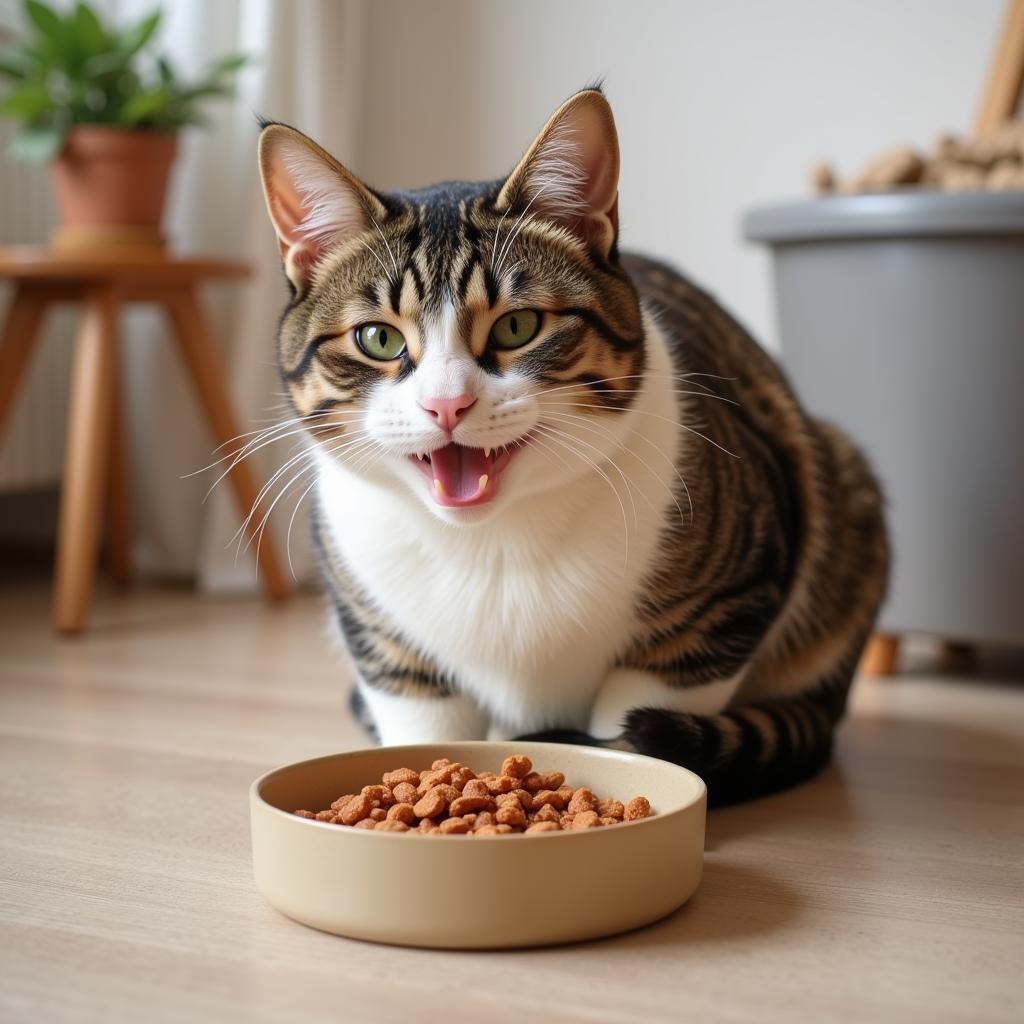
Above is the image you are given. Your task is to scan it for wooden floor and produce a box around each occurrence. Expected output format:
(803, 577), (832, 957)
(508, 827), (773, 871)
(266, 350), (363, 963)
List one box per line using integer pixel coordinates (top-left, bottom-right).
(1, 583), (1022, 1023)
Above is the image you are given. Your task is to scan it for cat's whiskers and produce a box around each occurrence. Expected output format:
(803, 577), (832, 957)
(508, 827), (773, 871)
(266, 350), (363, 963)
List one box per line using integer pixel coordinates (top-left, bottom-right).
(493, 183), (551, 279)
(543, 408), (692, 527)
(368, 214), (399, 283)
(280, 433), (382, 579)
(237, 431), (376, 567)
(522, 372), (738, 403)
(356, 237), (395, 281)
(196, 416), (358, 503)
(531, 423), (632, 576)
(534, 420), (644, 527)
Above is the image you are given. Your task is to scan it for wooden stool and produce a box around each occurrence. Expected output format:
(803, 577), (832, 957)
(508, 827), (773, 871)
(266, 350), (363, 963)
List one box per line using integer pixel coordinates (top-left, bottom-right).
(0, 247), (289, 633)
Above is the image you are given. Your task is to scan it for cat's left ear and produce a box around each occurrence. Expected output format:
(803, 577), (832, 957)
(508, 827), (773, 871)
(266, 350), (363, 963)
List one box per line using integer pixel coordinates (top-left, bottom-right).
(496, 88), (620, 258)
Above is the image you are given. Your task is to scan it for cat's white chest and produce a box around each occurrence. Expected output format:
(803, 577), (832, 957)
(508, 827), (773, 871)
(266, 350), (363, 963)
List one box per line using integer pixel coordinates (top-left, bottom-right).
(317, 460), (661, 731)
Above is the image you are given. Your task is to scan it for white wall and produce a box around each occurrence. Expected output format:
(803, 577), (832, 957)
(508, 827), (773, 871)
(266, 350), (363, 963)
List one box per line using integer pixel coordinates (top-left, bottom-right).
(359, 0), (1003, 350)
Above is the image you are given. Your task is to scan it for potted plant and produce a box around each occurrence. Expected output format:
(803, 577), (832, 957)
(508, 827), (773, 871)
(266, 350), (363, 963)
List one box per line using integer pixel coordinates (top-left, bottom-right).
(0, 0), (249, 249)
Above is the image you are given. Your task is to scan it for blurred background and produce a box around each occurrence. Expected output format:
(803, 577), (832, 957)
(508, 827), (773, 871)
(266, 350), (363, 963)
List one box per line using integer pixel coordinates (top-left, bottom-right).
(0, 0), (1008, 601)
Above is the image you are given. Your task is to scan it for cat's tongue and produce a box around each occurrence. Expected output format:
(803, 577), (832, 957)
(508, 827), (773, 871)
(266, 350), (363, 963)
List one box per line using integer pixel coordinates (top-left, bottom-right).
(429, 443), (491, 505)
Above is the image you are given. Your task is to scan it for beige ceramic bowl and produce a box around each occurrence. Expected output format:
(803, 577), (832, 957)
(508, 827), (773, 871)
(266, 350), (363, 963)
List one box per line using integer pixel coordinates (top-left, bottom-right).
(250, 741), (706, 949)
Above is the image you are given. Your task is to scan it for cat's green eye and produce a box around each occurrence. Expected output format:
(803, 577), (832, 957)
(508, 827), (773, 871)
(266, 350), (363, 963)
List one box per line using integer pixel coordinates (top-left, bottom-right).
(355, 322), (406, 361)
(489, 310), (541, 350)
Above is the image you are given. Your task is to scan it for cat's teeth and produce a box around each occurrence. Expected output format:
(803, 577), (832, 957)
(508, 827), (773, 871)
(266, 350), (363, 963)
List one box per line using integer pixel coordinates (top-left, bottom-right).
(478, 474), (489, 492)
(484, 447), (491, 458)
(434, 479), (446, 497)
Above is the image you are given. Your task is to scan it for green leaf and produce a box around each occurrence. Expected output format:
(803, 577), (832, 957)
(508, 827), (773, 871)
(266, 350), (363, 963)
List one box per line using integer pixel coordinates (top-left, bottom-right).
(7, 124), (64, 162)
(118, 86), (167, 124)
(23, 0), (65, 42)
(157, 55), (175, 86)
(119, 9), (161, 60)
(207, 52), (250, 77)
(81, 51), (131, 78)
(0, 52), (30, 79)
(0, 80), (53, 118)
(73, 3), (109, 56)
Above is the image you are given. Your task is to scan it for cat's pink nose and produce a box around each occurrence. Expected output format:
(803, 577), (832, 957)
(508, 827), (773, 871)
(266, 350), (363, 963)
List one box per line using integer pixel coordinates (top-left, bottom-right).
(419, 394), (476, 433)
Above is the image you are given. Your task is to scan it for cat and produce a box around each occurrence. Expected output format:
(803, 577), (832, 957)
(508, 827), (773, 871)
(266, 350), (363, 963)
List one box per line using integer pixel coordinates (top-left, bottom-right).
(256, 87), (889, 805)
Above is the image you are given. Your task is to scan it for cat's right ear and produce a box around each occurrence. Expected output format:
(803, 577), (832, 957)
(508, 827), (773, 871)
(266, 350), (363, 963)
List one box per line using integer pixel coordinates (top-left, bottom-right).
(258, 124), (384, 292)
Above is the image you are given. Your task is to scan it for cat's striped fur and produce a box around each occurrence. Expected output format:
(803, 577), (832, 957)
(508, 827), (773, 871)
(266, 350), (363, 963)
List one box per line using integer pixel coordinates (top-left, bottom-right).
(258, 88), (889, 805)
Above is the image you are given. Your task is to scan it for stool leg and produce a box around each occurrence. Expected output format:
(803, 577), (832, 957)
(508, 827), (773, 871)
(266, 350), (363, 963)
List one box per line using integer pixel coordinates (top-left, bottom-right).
(54, 286), (117, 633)
(163, 287), (289, 601)
(860, 633), (901, 677)
(0, 286), (49, 439)
(105, 341), (132, 586)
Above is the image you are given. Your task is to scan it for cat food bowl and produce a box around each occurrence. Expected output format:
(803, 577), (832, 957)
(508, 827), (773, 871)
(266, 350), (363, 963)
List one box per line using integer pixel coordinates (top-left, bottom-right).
(250, 740), (706, 949)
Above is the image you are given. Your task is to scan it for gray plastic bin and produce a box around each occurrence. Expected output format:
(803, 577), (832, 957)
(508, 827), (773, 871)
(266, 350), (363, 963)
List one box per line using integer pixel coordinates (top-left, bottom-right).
(744, 193), (1024, 646)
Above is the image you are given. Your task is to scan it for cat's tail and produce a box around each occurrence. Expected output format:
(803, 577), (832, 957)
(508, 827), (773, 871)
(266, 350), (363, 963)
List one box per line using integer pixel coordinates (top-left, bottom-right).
(520, 666), (854, 808)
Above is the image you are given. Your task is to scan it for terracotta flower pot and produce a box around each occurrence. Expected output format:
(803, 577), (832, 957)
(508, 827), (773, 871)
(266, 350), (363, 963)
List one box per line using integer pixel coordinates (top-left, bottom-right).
(49, 126), (178, 251)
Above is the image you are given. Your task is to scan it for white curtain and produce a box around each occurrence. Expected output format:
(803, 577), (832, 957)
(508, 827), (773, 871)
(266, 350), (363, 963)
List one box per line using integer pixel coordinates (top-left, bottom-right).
(116, 0), (368, 589)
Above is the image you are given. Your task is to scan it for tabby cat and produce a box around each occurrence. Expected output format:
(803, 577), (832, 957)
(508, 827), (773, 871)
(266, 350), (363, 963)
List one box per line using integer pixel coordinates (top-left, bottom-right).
(257, 88), (889, 804)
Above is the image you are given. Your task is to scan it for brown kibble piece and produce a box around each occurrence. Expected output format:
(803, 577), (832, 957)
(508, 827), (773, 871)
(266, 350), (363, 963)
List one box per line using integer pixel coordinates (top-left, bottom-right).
(386, 802), (417, 825)
(596, 798), (625, 819)
(501, 754), (532, 779)
(413, 788), (447, 819)
(368, 807), (387, 822)
(391, 782), (417, 804)
(522, 770), (565, 793)
(382, 768), (420, 788)
(462, 779), (491, 799)
(511, 788), (535, 811)
(353, 818), (377, 830)
(599, 816), (620, 827)
(330, 794), (355, 811)
(555, 786), (575, 808)
(315, 810), (335, 822)
(431, 758), (452, 771)
(433, 783), (461, 805)
(531, 790), (561, 808)
(485, 774), (517, 795)
(417, 818), (434, 833)
(450, 767), (476, 790)
(534, 803), (560, 823)
(374, 819), (409, 832)
(572, 810), (600, 829)
(494, 824), (514, 834)
(474, 825), (501, 835)
(495, 802), (527, 828)
(340, 793), (372, 825)
(567, 787), (595, 814)
(526, 820), (562, 833)
(450, 795), (491, 817)
(473, 811), (496, 829)
(439, 817), (471, 834)
(625, 796), (651, 821)
(293, 809), (316, 819)
(361, 784), (392, 807)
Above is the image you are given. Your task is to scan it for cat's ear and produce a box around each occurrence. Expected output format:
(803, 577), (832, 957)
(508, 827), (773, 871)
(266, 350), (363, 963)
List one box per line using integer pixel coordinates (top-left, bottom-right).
(496, 89), (620, 258)
(258, 123), (385, 291)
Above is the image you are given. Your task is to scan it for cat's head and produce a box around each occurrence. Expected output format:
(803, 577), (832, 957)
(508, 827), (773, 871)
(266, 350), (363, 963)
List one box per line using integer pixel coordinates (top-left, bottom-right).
(258, 88), (644, 524)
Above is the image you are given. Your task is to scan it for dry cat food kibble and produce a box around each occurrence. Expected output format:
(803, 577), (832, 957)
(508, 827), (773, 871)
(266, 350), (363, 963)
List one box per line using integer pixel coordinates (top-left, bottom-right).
(292, 755), (653, 835)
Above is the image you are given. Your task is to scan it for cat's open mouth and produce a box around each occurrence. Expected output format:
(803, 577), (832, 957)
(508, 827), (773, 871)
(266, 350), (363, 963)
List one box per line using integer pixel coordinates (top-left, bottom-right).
(409, 443), (518, 507)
